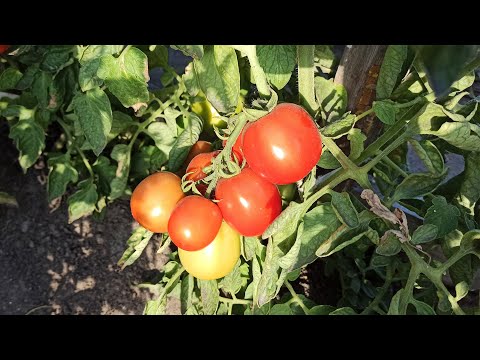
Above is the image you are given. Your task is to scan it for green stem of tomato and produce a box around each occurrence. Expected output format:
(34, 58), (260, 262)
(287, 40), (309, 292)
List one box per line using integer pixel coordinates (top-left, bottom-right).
(285, 281), (309, 314)
(57, 118), (94, 178)
(297, 45), (318, 116)
(205, 114), (248, 198)
(219, 296), (252, 306)
(361, 263), (393, 315)
(381, 155), (409, 178)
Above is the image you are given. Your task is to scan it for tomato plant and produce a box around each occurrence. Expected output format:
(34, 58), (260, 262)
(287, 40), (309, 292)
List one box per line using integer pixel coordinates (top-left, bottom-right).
(178, 221), (241, 280)
(130, 172), (185, 233)
(168, 195), (223, 251)
(2, 45), (480, 316)
(215, 167), (282, 237)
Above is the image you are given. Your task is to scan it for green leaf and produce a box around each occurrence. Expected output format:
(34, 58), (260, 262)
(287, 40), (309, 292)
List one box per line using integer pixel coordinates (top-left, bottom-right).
(199, 279), (219, 315)
(15, 64), (39, 90)
(376, 232), (402, 256)
(410, 298), (436, 315)
(377, 45), (408, 100)
(0, 67), (23, 91)
(293, 204), (342, 269)
(262, 201), (304, 241)
(67, 179), (98, 223)
(167, 113), (203, 172)
(409, 139), (444, 174)
(373, 100), (396, 125)
(415, 45), (480, 96)
(163, 107), (181, 136)
(411, 224), (438, 245)
(314, 45), (335, 74)
(117, 226), (154, 270)
(47, 153), (79, 201)
(32, 71), (53, 109)
(146, 121), (176, 157)
(456, 152), (480, 215)
(391, 171), (446, 203)
(301, 168), (316, 200)
(219, 260), (248, 296)
(92, 156), (116, 196)
(455, 281), (469, 302)
(321, 113), (356, 138)
(257, 45), (296, 90)
(316, 211), (375, 258)
(144, 297), (167, 315)
(73, 87), (113, 156)
(97, 47), (150, 111)
(431, 122), (480, 152)
(181, 274), (195, 314)
(348, 128), (367, 161)
(40, 46), (74, 73)
(255, 238), (282, 307)
(451, 72), (475, 92)
(387, 288), (403, 315)
(0, 192), (18, 207)
(80, 45), (124, 64)
(9, 114), (45, 173)
(243, 236), (257, 261)
(172, 45), (204, 59)
(79, 58), (103, 92)
(108, 144), (131, 200)
(329, 307), (357, 315)
(269, 303), (295, 315)
(109, 111), (134, 141)
(317, 150), (341, 170)
(424, 196), (460, 238)
(309, 305), (335, 315)
(315, 77), (348, 122)
(183, 62), (200, 97)
(194, 45), (240, 114)
(331, 191), (359, 228)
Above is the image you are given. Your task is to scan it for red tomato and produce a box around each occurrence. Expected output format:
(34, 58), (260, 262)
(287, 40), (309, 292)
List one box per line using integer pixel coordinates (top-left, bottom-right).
(0, 45), (10, 54)
(186, 150), (220, 182)
(168, 195), (223, 251)
(184, 141), (213, 166)
(242, 103), (322, 184)
(222, 133), (244, 163)
(215, 167), (282, 236)
(185, 150), (220, 195)
(130, 172), (185, 233)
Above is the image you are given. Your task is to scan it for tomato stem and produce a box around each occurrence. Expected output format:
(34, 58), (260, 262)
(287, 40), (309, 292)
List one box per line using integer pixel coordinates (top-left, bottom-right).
(297, 45), (317, 116)
(361, 263), (393, 315)
(57, 118), (94, 178)
(219, 296), (252, 306)
(285, 281), (309, 314)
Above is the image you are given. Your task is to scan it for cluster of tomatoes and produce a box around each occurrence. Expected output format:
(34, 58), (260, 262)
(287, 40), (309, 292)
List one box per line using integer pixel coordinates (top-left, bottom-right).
(130, 103), (323, 280)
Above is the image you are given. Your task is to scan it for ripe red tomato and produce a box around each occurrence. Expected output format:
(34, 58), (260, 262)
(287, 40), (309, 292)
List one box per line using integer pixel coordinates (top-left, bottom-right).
(184, 141), (213, 166)
(215, 167), (282, 236)
(186, 150), (220, 182)
(130, 172), (185, 233)
(242, 103), (322, 184)
(179, 221), (240, 280)
(185, 150), (220, 195)
(222, 135), (244, 163)
(0, 45), (10, 54)
(168, 195), (223, 251)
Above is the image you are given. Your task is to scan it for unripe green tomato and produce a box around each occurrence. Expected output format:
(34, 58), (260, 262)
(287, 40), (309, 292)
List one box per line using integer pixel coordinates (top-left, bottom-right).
(278, 183), (297, 206)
